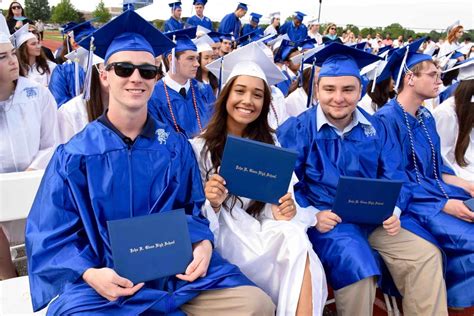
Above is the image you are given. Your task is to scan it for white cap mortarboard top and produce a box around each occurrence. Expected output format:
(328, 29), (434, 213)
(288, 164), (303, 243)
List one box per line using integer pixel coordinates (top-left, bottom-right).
(205, 42), (286, 87)
(10, 23), (36, 49)
(65, 47), (103, 68)
(446, 20), (461, 34)
(0, 14), (11, 44)
(193, 34), (214, 53)
(290, 45), (324, 65)
(442, 57), (474, 81)
(269, 12), (280, 19)
(196, 25), (212, 37)
(307, 17), (320, 26)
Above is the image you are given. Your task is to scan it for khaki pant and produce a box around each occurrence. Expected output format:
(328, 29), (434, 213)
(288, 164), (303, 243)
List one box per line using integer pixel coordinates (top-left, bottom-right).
(334, 228), (447, 316)
(181, 285), (276, 316)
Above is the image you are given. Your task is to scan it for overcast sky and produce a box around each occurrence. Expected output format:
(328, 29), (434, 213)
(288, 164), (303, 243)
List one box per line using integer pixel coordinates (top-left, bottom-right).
(2, 0), (473, 31)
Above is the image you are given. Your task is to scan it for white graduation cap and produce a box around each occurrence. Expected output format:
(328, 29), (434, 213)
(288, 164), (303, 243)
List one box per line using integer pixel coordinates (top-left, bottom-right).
(206, 42), (286, 88)
(307, 17), (320, 26)
(196, 25), (212, 37)
(0, 14), (10, 44)
(10, 23), (36, 49)
(442, 57), (474, 81)
(193, 34), (214, 53)
(446, 20), (461, 34)
(290, 45), (324, 65)
(270, 34), (290, 51)
(268, 11), (280, 19)
(256, 41), (274, 59)
(65, 47), (91, 69)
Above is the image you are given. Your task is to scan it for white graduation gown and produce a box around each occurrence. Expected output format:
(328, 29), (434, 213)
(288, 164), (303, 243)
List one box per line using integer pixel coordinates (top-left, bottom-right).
(0, 77), (58, 243)
(358, 93), (377, 115)
(57, 94), (88, 144)
(190, 137), (327, 316)
(268, 86), (290, 130)
(433, 96), (474, 181)
(285, 87), (311, 117)
(27, 60), (57, 87)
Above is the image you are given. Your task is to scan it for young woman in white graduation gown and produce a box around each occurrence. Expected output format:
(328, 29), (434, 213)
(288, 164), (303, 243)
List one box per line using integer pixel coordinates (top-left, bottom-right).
(190, 46), (327, 315)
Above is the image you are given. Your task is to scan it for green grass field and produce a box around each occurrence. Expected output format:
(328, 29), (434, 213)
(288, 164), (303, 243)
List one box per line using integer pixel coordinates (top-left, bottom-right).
(44, 30), (63, 42)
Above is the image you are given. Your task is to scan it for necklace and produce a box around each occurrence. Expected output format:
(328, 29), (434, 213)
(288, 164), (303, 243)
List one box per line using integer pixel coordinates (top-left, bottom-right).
(270, 102), (279, 127)
(163, 81), (203, 134)
(397, 100), (449, 199)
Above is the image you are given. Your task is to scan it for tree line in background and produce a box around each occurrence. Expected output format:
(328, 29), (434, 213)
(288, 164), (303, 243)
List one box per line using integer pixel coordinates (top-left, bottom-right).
(2, 0), (472, 42)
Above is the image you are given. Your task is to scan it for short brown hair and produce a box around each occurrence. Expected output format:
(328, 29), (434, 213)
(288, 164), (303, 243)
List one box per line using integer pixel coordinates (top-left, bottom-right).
(397, 60), (438, 93)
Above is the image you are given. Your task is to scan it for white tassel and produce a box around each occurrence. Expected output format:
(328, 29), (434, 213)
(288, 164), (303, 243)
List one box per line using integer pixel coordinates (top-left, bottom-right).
(395, 47), (410, 92)
(171, 35), (176, 74)
(83, 36), (95, 101)
(74, 57), (80, 96)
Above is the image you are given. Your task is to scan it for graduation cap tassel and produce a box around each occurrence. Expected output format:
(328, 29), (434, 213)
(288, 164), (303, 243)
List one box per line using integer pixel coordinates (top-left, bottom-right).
(74, 55), (80, 97)
(395, 46), (409, 92)
(218, 56), (224, 95)
(83, 36), (95, 101)
(299, 52), (305, 88)
(306, 58), (317, 108)
(171, 35), (177, 75)
(371, 63), (378, 94)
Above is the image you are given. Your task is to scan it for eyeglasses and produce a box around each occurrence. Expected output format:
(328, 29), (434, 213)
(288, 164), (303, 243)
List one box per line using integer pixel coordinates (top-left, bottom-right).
(11, 5), (21, 10)
(330, 27), (336, 30)
(417, 72), (441, 81)
(105, 62), (158, 80)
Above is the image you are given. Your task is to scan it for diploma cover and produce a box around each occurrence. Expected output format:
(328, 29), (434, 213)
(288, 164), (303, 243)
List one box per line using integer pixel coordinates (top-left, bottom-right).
(332, 176), (403, 224)
(464, 198), (474, 212)
(220, 135), (297, 204)
(107, 210), (192, 283)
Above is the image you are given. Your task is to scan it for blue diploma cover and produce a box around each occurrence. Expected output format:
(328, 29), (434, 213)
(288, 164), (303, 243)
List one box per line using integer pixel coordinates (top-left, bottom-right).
(107, 210), (193, 283)
(464, 198), (474, 212)
(220, 135), (297, 204)
(332, 176), (403, 224)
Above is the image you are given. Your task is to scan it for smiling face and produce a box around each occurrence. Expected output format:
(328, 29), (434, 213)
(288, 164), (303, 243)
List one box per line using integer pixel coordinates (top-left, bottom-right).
(0, 43), (20, 85)
(225, 75), (266, 135)
(317, 75), (361, 130)
(101, 50), (157, 113)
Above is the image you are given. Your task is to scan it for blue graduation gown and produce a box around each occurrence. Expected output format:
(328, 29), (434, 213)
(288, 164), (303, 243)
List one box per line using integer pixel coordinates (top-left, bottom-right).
(376, 100), (474, 308)
(438, 81), (459, 104)
(26, 117), (253, 315)
(48, 62), (85, 107)
(276, 106), (433, 293)
(218, 13), (241, 37)
(187, 15), (213, 31)
(275, 69), (294, 97)
(278, 21), (308, 42)
(148, 79), (215, 138)
(240, 24), (263, 37)
(164, 17), (184, 32)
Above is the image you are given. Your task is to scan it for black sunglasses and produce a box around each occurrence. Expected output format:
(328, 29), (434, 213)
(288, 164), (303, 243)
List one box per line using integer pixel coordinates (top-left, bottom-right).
(105, 62), (158, 80)
(11, 5), (22, 9)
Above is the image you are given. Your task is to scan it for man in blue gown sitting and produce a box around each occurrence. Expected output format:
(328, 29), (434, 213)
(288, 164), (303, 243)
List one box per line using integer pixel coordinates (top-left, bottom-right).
(164, 1), (185, 32)
(26, 10), (275, 315)
(277, 43), (448, 316)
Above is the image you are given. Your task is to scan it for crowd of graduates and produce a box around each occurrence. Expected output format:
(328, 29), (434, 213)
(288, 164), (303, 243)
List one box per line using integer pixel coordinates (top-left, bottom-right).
(0, 0), (473, 315)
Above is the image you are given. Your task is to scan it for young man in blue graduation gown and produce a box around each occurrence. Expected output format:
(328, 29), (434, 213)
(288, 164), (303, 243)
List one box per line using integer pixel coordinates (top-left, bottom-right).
(187, 0), (213, 31)
(164, 1), (185, 32)
(375, 43), (474, 309)
(25, 10), (275, 315)
(278, 11), (308, 43)
(218, 2), (247, 38)
(277, 43), (448, 315)
(149, 28), (215, 138)
(274, 39), (300, 97)
(240, 12), (263, 38)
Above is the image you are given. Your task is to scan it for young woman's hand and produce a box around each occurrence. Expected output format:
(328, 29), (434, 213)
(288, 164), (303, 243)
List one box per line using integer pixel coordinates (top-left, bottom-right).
(315, 210), (341, 233)
(271, 192), (296, 221)
(204, 174), (228, 212)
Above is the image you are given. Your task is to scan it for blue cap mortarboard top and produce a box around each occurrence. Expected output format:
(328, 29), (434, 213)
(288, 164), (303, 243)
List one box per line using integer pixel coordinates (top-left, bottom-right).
(353, 42), (367, 51)
(61, 22), (78, 34)
(193, 0), (207, 5)
(298, 37), (317, 50)
(164, 27), (198, 55)
(250, 13), (262, 24)
(70, 20), (96, 44)
(220, 33), (235, 42)
(207, 31), (223, 43)
(306, 42), (382, 80)
(377, 45), (393, 55)
(237, 2), (248, 11)
(274, 39), (298, 63)
(294, 11), (306, 22)
(78, 10), (175, 62)
(169, 1), (182, 10)
(237, 28), (263, 46)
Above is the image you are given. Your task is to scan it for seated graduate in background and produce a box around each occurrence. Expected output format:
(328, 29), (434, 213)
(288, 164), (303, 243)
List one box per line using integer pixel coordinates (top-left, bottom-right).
(164, 1), (185, 32)
(278, 11), (308, 43)
(376, 43), (474, 309)
(277, 43), (448, 316)
(190, 43), (327, 316)
(240, 12), (263, 38)
(49, 20), (96, 107)
(57, 55), (108, 144)
(194, 34), (219, 95)
(26, 10), (275, 315)
(273, 39), (300, 97)
(0, 14), (57, 279)
(149, 27), (215, 138)
(187, 0), (213, 31)
(218, 2), (247, 39)
(433, 58), (474, 181)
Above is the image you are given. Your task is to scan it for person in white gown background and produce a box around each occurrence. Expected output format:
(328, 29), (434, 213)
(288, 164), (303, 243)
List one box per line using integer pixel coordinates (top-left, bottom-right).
(190, 45), (327, 316)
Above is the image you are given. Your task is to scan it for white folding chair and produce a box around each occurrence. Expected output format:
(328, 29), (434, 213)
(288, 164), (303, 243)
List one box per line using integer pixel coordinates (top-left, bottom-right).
(0, 275), (48, 315)
(0, 170), (44, 262)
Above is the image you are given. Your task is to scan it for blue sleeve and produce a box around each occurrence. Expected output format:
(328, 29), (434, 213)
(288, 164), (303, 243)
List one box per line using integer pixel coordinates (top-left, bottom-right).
(164, 20), (172, 32)
(218, 14), (233, 34)
(26, 147), (101, 311)
(49, 63), (85, 107)
(279, 21), (289, 35)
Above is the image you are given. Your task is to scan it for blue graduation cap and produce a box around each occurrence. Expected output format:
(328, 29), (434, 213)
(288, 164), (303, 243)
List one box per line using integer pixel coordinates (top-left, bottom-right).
(207, 31), (223, 43)
(377, 45), (393, 56)
(237, 28), (263, 46)
(353, 42), (367, 51)
(305, 42), (382, 80)
(193, 0), (207, 5)
(78, 10), (175, 62)
(123, 2), (134, 11)
(164, 27), (198, 54)
(250, 13), (262, 24)
(274, 39), (298, 63)
(220, 33), (235, 42)
(298, 37), (316, 50)
(70, 20), (96, 44)
(442, 57), (474, 81)
(61, 22), (78, 35)
(381, 37), (431, 90)
(294, 11), (306, 22)
(169, 1), (182, 10)
(237, 2), (248, 11)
